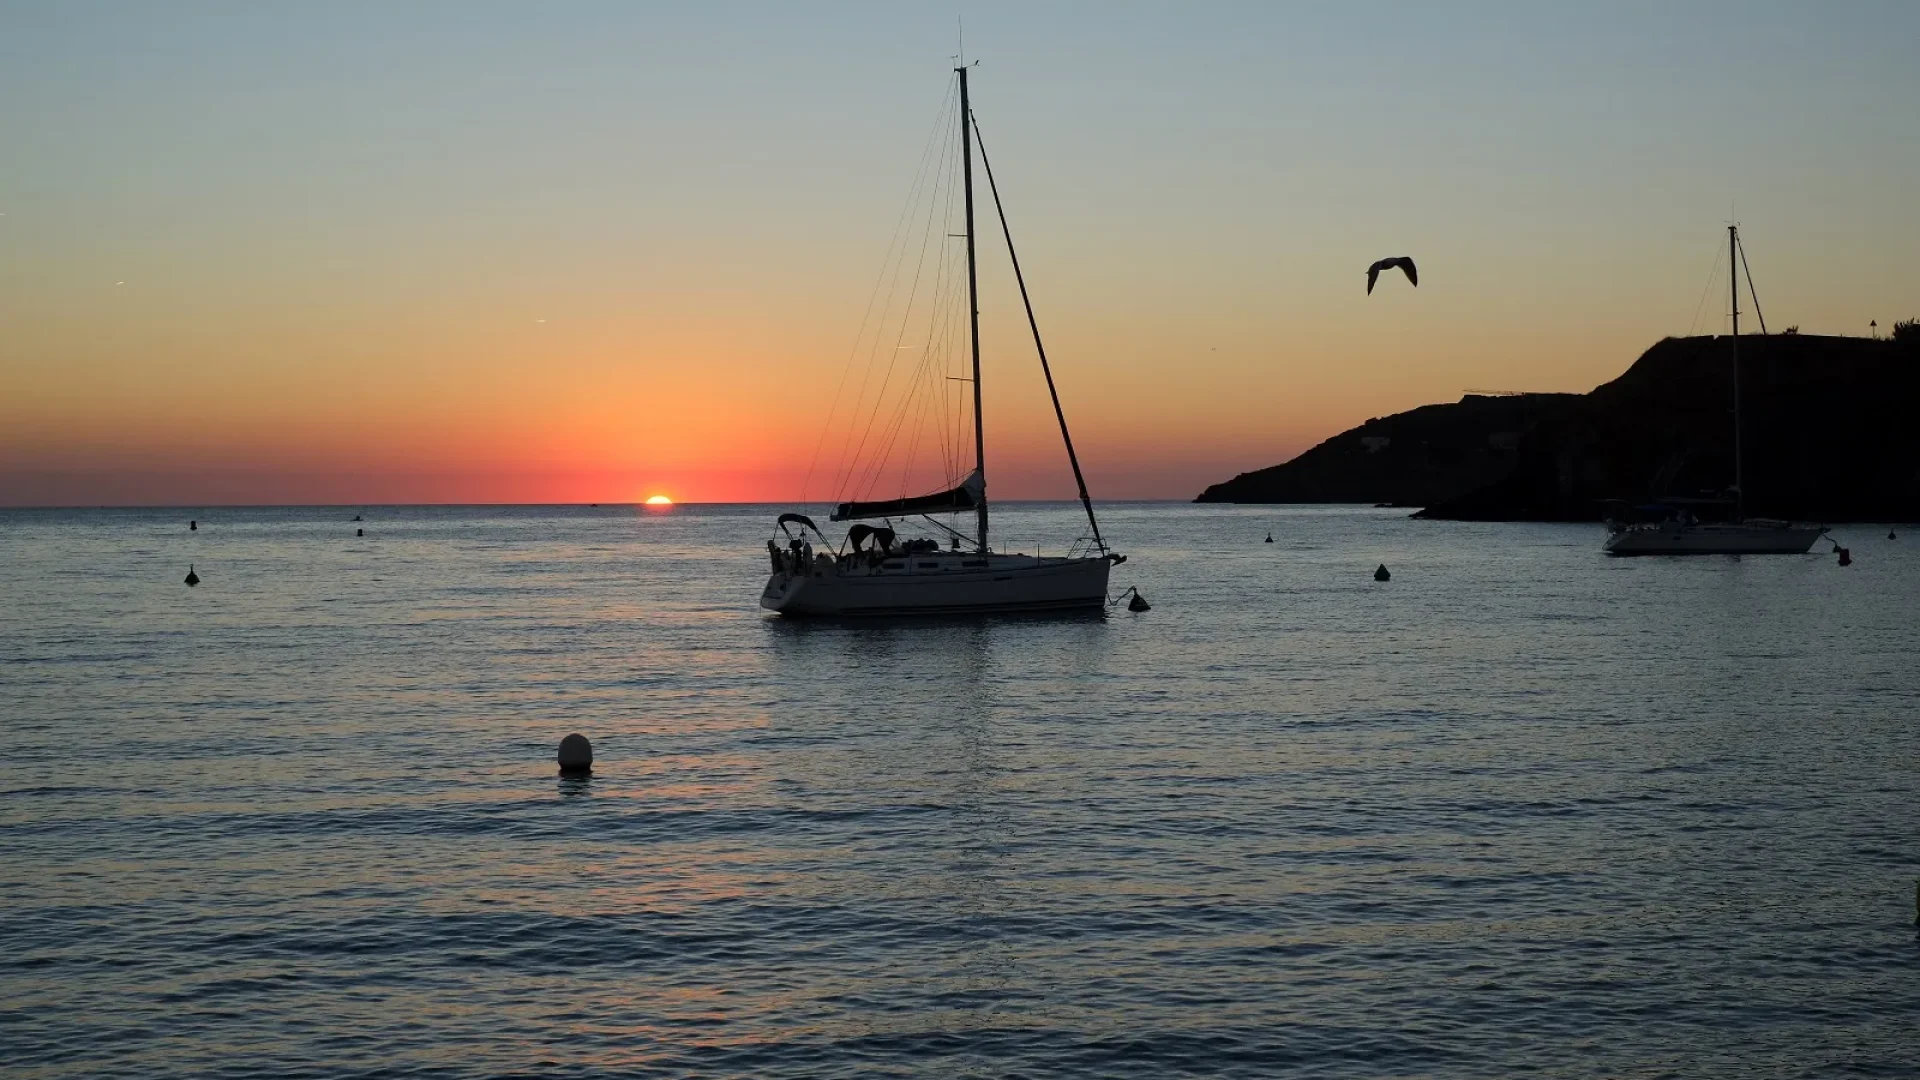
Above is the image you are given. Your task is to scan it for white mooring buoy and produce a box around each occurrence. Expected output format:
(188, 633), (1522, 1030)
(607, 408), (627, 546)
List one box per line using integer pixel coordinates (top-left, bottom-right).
(558, 733), (593, 777)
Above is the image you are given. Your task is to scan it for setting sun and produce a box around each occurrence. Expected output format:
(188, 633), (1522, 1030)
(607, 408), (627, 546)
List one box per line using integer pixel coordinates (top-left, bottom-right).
(644, 495), (673, 506)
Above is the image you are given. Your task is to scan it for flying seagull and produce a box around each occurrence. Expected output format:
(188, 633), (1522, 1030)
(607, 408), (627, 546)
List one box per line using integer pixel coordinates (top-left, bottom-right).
(1366, 257), (1417, 295)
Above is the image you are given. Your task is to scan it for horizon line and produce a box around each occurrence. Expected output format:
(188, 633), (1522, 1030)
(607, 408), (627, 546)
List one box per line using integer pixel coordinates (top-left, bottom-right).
(0, 498), (1210, 511)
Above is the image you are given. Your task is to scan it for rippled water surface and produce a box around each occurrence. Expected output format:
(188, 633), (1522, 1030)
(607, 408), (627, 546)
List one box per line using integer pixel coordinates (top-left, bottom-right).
(3, 503), (1917, 1078)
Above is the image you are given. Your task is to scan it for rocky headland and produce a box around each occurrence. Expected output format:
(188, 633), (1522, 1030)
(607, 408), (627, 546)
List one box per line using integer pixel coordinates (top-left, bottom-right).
(1195, 332), (1920, 521)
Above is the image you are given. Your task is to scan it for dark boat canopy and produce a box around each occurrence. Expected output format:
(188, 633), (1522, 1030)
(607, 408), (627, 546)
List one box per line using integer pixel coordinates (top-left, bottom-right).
(831, 470), (983, 523)
(845, 524), (896, 553)
(776, 513), (821, 536)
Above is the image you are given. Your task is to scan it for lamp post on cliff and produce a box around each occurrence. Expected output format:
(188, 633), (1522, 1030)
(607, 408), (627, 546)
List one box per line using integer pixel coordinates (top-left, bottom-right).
(1870, 319), (1877, 339)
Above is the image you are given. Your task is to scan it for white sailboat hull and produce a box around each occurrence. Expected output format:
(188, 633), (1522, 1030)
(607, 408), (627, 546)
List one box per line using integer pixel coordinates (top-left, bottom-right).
(762, 552), (1111, 616)
(1603, 521), (1825, 556)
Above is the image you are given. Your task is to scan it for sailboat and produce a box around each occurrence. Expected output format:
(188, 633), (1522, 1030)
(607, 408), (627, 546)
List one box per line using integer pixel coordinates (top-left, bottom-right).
(760, 65), (1123, 615)
(1603, 225), (1825, 556)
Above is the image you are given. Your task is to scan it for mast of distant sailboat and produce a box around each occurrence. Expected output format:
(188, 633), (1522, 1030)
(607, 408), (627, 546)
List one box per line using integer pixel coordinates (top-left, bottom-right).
(1730, 224), (1743, 521)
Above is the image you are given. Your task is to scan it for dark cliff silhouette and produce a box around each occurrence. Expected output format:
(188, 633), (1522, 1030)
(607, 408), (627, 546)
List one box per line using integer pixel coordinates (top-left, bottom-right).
(1195, 332), (1920, 521)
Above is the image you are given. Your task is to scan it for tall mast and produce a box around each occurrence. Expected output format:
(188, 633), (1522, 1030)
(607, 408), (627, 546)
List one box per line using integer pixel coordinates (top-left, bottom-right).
(971, 115), (1106, 553)
(1730, 224), (1743, 520)
(959, 65), (988, 552)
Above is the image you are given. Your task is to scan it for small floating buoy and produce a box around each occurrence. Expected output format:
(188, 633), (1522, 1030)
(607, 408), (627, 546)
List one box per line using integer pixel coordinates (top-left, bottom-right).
(1264, 532), (1273, 543)
(356, 528), (363, 537)
(1374, 564), (1390, 581)
(184, 565), (199, 587)
(558, 733), (593, 777)
(1127, 590), (1151, 612)
(1890, 529), (1898, 540)
(189, 519), (197, 531)
(351, 514), (363, 522)
(1837, 546), (1851, 566)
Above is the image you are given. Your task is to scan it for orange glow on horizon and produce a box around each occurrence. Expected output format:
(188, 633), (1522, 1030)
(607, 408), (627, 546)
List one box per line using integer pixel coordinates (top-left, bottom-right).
(6, 13), (1914, 510)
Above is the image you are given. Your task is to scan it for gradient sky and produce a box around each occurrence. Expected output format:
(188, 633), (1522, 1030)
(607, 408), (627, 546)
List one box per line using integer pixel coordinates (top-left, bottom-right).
(4, 1), (1917, 505)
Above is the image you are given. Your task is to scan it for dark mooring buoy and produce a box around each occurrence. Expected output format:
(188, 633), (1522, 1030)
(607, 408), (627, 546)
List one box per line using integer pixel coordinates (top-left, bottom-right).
(189, 519), (197, 531)
(1127, 590), (1151, 612)
(1890, 529), (1898, 540)
(1265, 532), (1273, 543)
(184, 565), (200, 587)
(1836, 546), (1851, 567)
(558, 733), (593, 777)
(1374, 564), (1390, 582)
(356, 528), (364, 537)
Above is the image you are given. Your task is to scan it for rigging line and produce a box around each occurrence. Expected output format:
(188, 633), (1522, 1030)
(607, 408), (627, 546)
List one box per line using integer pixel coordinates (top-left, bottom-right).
(804, 80), (957, 503)
(930, 131), (963, 483)
(890, 355), (943, 500)
(837, 86), (960, 500)
(920, 513), (972, 546)
(858, 297), (948, 501)
(874, 241), (973, 502)
(905, 275), (961, 489)
(1736, 233), (1768, 335)
(1686, 231), (1724, 337)
(897, 243), (959, 494)
(930, 285), (954, 482)
(891, 164), (960, 492)
(969, 112), (1107, 552)
(944, 210), (972, 483)
(841, 96), (961, 500)
(862, 266), (962, 502)
(840, 91), (960, 495)
(946, 240), (970, 479)
(825, 83), (952, 495)
(925, 222), (968, 485)
(950, 241), (970, 480)
(852, 212), (953, 501)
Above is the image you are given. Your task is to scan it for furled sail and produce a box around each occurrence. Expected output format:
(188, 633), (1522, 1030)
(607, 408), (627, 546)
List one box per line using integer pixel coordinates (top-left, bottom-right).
(831, 470), (983, 523)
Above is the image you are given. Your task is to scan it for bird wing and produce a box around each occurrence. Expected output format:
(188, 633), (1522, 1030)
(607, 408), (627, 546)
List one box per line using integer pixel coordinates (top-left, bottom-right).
(1366, 264), (1381, 294)
(1397, 257), (1417, 287)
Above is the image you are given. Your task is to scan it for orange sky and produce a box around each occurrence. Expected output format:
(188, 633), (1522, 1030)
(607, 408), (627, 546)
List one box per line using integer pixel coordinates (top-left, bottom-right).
(3, 5), (1916, 506)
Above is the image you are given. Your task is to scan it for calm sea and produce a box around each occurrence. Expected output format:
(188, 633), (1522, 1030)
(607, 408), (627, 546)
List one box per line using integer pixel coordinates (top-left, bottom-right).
(2, 503), (1916, 1078)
